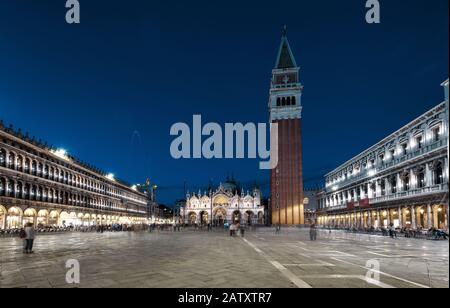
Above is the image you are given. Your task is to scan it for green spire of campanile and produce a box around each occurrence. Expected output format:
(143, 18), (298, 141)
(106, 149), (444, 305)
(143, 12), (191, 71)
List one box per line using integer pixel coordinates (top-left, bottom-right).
(275, 26), (297, 69)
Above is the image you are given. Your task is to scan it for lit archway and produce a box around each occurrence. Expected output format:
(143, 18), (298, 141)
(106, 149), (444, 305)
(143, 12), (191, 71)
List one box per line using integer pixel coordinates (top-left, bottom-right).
(6, 207), (23, 229)
(23, 208), (37, 227)
(213, 207), (227, 226)
(0, 205), (6, 229)
(245, 210), (254, 225)
(232, 210), (241, 223)
(199, 211), (209, 225)
(37, 209), (49, 227)
(188, 212), (197, 225)
(213, 194), (230, 206)
(48, 210), (59, 226)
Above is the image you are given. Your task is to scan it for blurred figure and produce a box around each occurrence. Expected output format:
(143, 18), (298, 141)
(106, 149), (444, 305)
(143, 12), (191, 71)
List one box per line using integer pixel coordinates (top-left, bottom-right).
(24, 222), (35, 254)
(309, 223), (317, 241)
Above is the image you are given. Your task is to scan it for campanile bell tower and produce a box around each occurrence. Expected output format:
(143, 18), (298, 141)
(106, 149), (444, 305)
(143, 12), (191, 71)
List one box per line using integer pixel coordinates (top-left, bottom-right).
(269, 28), (304, 225)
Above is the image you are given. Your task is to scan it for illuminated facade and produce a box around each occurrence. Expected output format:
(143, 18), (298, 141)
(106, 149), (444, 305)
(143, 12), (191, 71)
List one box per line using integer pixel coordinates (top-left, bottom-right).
(0, 122), (148, 229)
(317, 80), (449, 230)
(182, 180), (265, 226)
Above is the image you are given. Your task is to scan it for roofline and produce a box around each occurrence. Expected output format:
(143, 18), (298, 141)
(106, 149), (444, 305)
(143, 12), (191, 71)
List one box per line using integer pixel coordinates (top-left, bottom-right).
(324, 101), (447, 177)
(0, 128), (147, 197)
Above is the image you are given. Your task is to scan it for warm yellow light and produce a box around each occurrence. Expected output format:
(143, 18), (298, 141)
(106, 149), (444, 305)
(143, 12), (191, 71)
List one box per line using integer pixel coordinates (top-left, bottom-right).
(438, 208), (442, 212)
(382, 211), (387, 217)
(420, 209), (425, 214)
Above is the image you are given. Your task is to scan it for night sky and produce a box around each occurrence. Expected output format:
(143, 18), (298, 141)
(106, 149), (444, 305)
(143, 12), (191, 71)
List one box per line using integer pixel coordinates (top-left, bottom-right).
(0, 0), (448, 204)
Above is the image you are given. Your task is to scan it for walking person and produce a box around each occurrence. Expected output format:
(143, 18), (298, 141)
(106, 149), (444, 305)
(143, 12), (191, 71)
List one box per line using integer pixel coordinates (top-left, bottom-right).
(389, 223), (397, 239)
(24, 223), (35, 254)
(275, 224), (281, 235)
(19, 227), (27, 253)
(310, 223), (317, 241)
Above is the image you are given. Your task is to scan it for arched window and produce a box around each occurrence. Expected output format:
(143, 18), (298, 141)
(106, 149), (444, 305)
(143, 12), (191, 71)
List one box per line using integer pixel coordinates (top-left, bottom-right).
(31, 161), (37, 175)
(390, 177), (397, 194)
(403, 174), (410, 191)
(8, 181), (14, 197)
(0, 178), (6, 196)
(43, 165), (49, 179)
(24, 159), (30, 173)
(292, 96), (296, 106)
(38, 163), (43, 177)
(0, 149), (6, 167)
(8, 153), (15, 169)
(286, 97), (291, 106)
(24, 184), (30, 199)
(17, 182), (23, 199)
(434, 162), (443, 185)
(282, 97), (286, 106)
(276, 97), (281, 106)
(31, 185), (37, 200)
(17, 156), (23, 172)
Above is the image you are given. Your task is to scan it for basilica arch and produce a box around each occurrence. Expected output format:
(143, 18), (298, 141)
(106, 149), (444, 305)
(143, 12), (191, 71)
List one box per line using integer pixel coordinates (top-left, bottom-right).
(199, 211), (209, 225)
(213, 194), (230, 206)
(232, 210), (241, 223)
(213, 207), (227, 225)
(188, 212), (197, 225)
(245, 210), (255, 225)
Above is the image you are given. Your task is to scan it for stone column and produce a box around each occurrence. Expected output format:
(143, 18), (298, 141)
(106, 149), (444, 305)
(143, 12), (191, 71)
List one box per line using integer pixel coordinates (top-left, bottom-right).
(368, 211), (372, 227)
(417, 208), (423, 228)
(398, 206), (403, 228)
(386, 209), (391, 226)
(433, 207), (439, 229)
(411, 206), (417, 229)
(425, 163), (433, 187)
(410, 168), (416, 190)
(397, 173), (402, 193)
(2, 213), (6, 230)
(376, 210), (380, 228)
(446, 204), (449, 230)
(427, 204), (432, 228)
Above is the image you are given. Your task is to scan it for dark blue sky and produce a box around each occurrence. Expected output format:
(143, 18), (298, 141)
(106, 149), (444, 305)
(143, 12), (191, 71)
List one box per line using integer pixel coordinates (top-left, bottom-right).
(0, 0), (448, 204)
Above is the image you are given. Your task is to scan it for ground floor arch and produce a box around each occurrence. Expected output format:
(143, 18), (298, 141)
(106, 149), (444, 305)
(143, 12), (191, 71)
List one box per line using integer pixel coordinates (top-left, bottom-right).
(37, 209), (49, 227)
(199, 211), (209, 225)
(232, 210), (241, 223)
(23, 208), (37, 226)
(6, 206), (23, 229)
(0, 205), (6, 229)
(48, 210), (59, 226)
(188, 212), (197, 225)
(245, 210), (254, 225)
(213, 207), (227, 225)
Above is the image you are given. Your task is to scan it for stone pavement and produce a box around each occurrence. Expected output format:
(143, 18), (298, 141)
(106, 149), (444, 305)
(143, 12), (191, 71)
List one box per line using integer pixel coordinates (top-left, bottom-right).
(0, 228), (448, 288)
